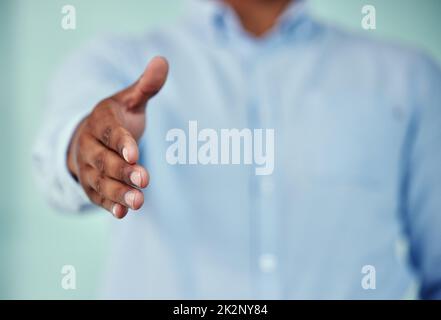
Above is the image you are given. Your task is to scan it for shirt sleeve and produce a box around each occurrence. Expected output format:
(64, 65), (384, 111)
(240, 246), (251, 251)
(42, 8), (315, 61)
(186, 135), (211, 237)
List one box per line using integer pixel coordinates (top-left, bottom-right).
(32, 36), (141, 213)
(402, 53), (441, 299)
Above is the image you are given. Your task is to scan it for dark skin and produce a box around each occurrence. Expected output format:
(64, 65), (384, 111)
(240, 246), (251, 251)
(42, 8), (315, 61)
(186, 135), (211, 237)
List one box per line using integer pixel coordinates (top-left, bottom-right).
(67, 0), (294, 219)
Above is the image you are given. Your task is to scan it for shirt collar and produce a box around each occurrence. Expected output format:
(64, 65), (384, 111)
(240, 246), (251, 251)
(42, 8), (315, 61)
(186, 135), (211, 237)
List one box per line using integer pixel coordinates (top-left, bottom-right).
(185, 0), (313, 44)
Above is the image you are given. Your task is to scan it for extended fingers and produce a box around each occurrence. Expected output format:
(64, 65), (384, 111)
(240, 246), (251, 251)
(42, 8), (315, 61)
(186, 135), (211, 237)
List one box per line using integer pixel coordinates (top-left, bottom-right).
(86, 188), (129, 219)
(78, 133), (149, 188)
(82, 166), (145, 210)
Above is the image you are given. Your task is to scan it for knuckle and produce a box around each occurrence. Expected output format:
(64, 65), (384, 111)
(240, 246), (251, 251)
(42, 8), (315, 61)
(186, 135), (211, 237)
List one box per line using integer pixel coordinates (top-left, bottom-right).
(84, 118), (94, 133)
(95, 99), (109, 113)
(95, 150), (106, 173)
(94, 175), (104, 194)
(102, 126), (112, 146)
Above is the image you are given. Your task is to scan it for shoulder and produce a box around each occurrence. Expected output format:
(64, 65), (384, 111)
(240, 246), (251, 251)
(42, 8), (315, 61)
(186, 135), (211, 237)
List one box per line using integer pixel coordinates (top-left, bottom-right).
(309, 19), (441, 103)
(317, 20), (440, 76)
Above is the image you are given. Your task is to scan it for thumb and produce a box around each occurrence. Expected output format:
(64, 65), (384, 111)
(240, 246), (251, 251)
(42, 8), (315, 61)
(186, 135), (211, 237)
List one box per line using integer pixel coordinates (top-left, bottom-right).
(114, 56), (169, 109)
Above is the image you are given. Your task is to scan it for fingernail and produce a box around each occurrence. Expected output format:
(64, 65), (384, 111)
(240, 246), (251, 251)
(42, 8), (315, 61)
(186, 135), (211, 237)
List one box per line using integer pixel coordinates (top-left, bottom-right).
(122, 148), (129, 162)
(130, 171), (142, 187)
(124, 191), (136, 208)
(112, 204), (118, 217)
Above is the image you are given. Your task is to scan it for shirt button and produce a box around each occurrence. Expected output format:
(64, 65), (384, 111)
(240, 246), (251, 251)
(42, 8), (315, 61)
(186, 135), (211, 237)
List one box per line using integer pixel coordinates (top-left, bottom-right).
(259, 254), (278, 273)
(260, 179), (275, 194)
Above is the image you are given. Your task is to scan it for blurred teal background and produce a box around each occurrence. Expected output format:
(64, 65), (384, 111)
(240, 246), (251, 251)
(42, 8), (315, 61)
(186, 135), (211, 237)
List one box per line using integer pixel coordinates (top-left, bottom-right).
(0, 0), (440, 299)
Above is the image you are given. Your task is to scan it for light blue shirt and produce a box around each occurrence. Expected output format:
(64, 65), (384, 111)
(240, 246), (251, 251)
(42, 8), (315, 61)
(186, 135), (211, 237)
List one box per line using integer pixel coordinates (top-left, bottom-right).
(33, 0), (441, 299)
